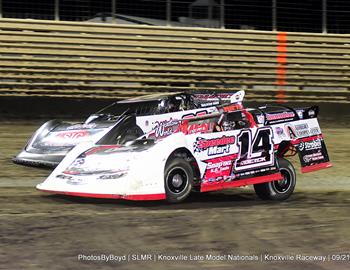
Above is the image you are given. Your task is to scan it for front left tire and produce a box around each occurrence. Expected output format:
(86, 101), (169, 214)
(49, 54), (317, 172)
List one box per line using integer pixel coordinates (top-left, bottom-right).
(164, 158), (194, 203)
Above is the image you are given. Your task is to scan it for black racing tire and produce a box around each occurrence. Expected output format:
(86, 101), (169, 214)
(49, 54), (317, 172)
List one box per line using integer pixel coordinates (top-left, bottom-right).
(254, 158), (296, 201)
(164, 158), (194, 203)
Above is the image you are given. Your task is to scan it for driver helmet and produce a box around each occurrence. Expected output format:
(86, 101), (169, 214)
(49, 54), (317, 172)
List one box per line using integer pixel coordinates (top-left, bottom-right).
(222, 120), (236, 131)
(157, 99), (168, 113)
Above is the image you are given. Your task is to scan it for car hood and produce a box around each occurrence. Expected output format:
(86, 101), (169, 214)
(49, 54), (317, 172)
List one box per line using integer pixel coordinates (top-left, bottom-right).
(28, 122), (116, 152)
(58, 142), (155, 176)
(36, 141), (156, 193)
(32, 128), (107, 149)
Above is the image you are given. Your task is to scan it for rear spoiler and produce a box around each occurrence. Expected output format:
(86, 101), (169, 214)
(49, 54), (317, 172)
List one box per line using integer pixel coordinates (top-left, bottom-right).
(192, 90), (245, 108)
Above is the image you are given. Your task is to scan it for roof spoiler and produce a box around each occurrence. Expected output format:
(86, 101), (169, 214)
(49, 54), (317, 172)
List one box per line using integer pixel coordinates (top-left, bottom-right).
(191, 90), (245, 109)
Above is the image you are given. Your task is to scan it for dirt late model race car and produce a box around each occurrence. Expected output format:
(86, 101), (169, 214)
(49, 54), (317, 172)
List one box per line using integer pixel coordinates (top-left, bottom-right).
(37, 103), (332, 203)
(14, 91), (244, 168)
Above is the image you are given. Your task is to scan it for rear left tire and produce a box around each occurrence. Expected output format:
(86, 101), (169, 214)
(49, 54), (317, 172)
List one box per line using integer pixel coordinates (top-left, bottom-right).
(254, 158), (296, 201)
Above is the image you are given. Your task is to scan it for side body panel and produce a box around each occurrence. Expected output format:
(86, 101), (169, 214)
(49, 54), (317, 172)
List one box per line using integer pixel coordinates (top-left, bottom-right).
(136, 107), (217, 138)
(181, 126), (281, 192)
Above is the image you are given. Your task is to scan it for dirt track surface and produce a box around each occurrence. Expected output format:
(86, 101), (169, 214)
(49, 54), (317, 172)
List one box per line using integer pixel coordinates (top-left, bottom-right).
(0, 120), (349, 270)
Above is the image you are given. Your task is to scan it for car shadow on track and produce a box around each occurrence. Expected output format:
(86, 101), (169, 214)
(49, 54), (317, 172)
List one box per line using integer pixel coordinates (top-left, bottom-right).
(41, 189), (350, 210)
(42, 189), (268, 209)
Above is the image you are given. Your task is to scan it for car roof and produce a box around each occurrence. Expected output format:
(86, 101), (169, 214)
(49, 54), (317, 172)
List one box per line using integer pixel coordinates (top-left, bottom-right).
(118, 92), (182, 103)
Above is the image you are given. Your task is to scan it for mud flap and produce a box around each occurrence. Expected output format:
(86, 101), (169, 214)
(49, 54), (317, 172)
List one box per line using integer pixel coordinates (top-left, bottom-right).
(296, 135), (332, 173)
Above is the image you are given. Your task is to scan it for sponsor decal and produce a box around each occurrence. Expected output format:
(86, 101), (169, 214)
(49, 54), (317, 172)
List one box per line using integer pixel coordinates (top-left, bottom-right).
(303, 152), (325, 163)
(66, 123), (97, 130)
(266, 112), (295, 122)
(66, 178), (87, 185)
(56, 174), (73, 180)
(297, 136), (330, 167)
(193, 93), (233, 100)
(284, 123), (321, 139)
(275, 126), (286, 138)
(310, 127), (321, 135)
(203, 154), (237, 182)
(71, 157), (85, 167)
(308, 109), (316, 117)
(238, 157), (267, 166)
(62, 159), (87, 175)
(202, 156), (278, 184)
(295, 123), (308, 130)
(98, 172), (127, 180)
(222, 104), (243, 112)
(298, 141), (305, 151)
(153, 118), (180, 138)
(232, 91), (245, 102)
(296, 110), (304, 119)
(298, 138), (322, 151)
(200, 101), (220, 107)
(297, 130), (309, 138)
(294, 123), (310, 137)
(152, 111), (210, 138)
(193, 135), (235, 156)
(34, 139), (70, 148)
(57, 130), (90, 140)
(187, 122), (214, 134)
(237, 166), (277, 177)
(284, 124), (298, 139)
(256, 115), (265, 124)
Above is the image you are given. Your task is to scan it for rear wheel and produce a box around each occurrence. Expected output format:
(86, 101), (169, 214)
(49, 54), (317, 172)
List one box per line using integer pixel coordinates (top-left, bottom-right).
(254, 158), (296, 201)
(164, 158), (194, 203)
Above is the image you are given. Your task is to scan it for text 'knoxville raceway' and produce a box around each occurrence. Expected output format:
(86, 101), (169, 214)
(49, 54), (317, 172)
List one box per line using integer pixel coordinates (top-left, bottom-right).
(36, 91), (332, 203)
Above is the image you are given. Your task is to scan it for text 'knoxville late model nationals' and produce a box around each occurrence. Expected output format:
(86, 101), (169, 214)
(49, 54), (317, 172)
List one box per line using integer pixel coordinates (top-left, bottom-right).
(19, 91), (332, 203)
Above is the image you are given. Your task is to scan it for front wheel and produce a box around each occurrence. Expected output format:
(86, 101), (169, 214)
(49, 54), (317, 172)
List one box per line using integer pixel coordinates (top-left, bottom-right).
(254, 158), (296, 201)
(164, 158), (194, 203)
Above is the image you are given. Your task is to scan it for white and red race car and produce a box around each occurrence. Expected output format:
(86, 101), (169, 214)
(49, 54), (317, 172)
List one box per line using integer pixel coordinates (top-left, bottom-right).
(37, 102), (332, 203)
